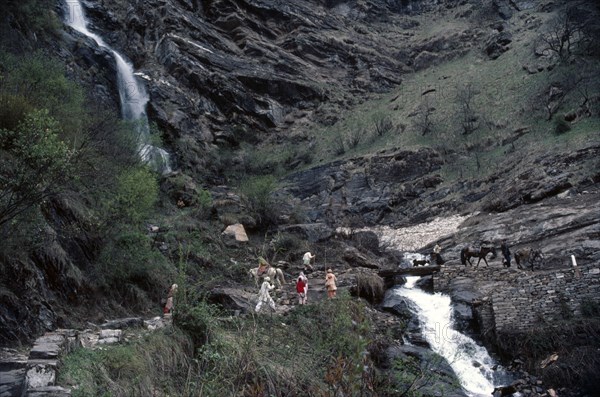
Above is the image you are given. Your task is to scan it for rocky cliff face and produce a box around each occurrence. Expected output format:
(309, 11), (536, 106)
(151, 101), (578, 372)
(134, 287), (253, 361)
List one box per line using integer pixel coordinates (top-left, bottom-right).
(3, 0), (599, 371)
(65, 0), (493, 181)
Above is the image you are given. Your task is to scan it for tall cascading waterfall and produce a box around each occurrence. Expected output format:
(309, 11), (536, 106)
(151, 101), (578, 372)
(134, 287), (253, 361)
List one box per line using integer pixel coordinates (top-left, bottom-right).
(393, 275), (511, 396)
(64, 0), (171, 174)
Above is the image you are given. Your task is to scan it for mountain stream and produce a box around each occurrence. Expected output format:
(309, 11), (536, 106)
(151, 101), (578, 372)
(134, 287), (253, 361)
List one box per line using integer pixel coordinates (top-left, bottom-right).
(392, 275), (512, 396)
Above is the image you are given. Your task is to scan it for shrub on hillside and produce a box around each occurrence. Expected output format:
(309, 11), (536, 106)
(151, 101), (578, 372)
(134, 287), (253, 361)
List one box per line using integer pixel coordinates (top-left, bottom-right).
(107, 166), (159, 226)
(97, 230), (173, 303)
(174, 300), (221, 352)
(239, 175), (279, 229)
(0, 109), (76, 229)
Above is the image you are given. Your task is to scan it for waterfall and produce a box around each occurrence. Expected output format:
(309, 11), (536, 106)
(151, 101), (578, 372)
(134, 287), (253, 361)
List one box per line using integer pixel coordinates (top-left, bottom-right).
(394, 276), (510, 396)
(64, 0), (171, 174)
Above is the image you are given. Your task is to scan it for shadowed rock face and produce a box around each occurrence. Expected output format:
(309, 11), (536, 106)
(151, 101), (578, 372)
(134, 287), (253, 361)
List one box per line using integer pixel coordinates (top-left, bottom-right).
(74, 0), (482, 180)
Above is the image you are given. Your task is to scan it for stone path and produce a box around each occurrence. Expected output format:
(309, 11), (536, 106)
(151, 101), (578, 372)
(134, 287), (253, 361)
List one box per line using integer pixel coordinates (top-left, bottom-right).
(0, 316), (170, 397)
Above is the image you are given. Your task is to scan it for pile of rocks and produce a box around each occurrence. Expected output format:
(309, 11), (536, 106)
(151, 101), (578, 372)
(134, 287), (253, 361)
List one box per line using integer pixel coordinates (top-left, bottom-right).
(493, 359), (558, 397)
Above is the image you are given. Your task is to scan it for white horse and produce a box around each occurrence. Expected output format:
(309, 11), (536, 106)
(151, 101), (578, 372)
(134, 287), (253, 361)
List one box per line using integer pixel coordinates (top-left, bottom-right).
(249, 266), (286, 288)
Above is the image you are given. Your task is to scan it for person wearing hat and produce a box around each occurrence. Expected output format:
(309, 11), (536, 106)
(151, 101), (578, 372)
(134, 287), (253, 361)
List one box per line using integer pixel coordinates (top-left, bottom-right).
(296, 271), (308, 305)
(324, 269), (337, 299)
(255, 276), (276, 312)
(257, 256), (270, 276)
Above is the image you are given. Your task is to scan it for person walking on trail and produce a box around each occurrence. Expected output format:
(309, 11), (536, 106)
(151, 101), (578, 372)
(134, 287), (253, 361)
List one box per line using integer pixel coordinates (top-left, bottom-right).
(303, 251), (315, 272)
(163, 284), (178, 314)
(257, 256), (270, 276)
(255, 276), (276, 313)
(325, 269), (337, 299)
(501, 240), (511, 268)
(296, 272), (308, 305)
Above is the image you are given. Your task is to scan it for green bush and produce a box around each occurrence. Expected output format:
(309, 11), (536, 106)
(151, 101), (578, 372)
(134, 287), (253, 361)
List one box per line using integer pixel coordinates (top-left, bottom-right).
(239, 175), (278, 228)
(108, 166), (159, 226)
(0, 93), (34, 131)
(0, 51), (86, 142)
(0, 109), (76, 228)
(3, 0), (60, 36)
(181, 293), (376, 396)
(97, 230), (172, 300)
(175, 300), (222, 352)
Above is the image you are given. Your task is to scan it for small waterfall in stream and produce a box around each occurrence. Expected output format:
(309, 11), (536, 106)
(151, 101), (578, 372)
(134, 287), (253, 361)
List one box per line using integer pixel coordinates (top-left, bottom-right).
(394, 276), (511, 396)
(64, 0), (171, 174)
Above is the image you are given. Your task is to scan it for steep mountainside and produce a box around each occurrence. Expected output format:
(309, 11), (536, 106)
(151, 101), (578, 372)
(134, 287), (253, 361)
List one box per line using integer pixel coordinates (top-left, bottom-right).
(1, 0), (600, 394)
(63, 0), (506, 181)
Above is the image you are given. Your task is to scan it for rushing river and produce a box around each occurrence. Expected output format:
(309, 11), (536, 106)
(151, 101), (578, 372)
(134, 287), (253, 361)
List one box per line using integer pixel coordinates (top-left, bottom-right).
(392, 276), (511, 396)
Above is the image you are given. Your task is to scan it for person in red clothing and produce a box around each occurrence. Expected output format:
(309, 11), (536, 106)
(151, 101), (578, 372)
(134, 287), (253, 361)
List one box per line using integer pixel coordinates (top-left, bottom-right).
(296, 272), (308, 305)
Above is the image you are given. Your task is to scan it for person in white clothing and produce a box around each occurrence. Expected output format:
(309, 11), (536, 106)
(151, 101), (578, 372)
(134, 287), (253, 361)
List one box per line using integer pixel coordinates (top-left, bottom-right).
(302, 251), (315, 272)
(255, 276), (276, 313)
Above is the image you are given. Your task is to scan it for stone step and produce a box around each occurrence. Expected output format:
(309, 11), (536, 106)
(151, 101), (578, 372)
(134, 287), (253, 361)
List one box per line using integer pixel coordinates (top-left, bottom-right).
(26, 385), (72, 396)
(28, 333), (67, 360)
(25, 359), (59, 390)
(0, 348), (28, 397)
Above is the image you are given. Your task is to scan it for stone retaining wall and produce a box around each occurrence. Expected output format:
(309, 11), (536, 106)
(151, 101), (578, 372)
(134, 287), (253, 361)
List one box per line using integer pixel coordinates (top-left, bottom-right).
(491, 264), (600, 333)
(433, 262), (523, 293)
(434, 262), (600, 334)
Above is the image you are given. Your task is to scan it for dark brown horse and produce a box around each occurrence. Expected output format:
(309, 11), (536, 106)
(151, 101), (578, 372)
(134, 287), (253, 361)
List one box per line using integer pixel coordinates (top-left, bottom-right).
(514, 248), (544, 270)
(460, 245), (497, 267)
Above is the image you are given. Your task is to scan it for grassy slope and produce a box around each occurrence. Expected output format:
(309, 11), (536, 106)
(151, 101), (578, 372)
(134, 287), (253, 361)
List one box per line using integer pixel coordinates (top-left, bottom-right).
(297, 4), (600, 185)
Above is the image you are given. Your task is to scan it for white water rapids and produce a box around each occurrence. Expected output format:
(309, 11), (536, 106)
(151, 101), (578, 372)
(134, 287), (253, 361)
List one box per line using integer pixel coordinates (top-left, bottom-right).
(64, 0), (171, 174)
(394, 276), (510, 396)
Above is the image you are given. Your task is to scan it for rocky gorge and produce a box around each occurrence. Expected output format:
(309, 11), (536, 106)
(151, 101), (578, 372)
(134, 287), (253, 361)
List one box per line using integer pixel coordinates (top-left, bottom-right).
(1, 0), (600, 395)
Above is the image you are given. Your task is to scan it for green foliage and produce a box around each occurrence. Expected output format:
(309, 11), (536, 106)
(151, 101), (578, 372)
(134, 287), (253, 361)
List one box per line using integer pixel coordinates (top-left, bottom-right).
(3, 0), (60, 37)
(0, 109), (76, 228)
(97, 230), (172, 296)
(267, 231), (305, 262)
(163, 172), (213, 217)
(180, 293), (377, 396)
(0, 93), (34, 131)
(58, 329), (193, 397)
(175, 300), (222, 352)
(107, 166), (159, 226)
(239, 175), (278, 228)
(197, 188), (213, 215)
(0, 51), (86, 140)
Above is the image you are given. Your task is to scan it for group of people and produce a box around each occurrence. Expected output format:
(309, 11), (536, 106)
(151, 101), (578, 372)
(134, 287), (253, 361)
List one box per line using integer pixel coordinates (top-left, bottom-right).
(255, 252), (338, 313)
(162, 251), (339, 315)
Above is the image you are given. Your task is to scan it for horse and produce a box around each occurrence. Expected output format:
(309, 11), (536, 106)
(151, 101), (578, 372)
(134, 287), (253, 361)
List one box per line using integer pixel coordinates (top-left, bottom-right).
(249, 266), (286, 288)
(514, 248), (544, 270)
(460, 245), (497, 267)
